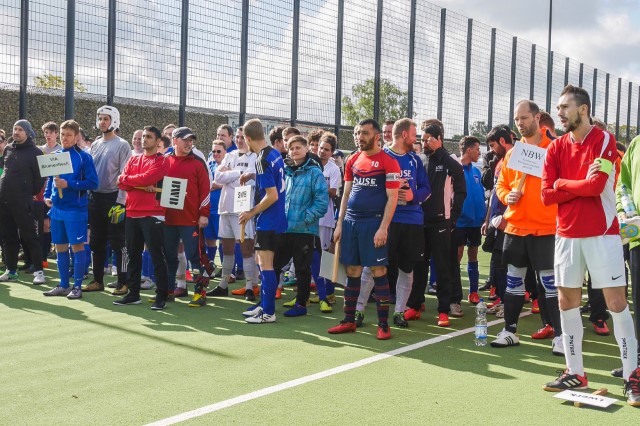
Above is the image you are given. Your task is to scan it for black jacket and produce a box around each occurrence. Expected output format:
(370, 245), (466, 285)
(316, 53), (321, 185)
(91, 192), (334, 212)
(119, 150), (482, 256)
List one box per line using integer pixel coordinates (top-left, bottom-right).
(0, 138), (45, 203)
(422, 147), (466, 227)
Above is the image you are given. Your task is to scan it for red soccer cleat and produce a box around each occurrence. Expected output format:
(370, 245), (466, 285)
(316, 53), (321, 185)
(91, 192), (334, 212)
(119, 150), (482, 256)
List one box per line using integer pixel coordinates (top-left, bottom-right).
(488, 287), (498, 301)
(531, 324), (554, 339)
(594, 319), (610, 336)
(531, 299), (540, 313)
(328, 321), (357, 334)
(376, 322), (391, 340)
(487, 297), (502, 308)
(404, 307), (422, 321)
(468, 292), (480, 304)
(437, 313), (450, 327)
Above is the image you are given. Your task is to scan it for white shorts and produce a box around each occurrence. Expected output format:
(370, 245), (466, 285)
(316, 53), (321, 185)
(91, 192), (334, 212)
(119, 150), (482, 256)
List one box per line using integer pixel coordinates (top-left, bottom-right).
(319, 225), (333, 250)
(219, 214), (255, 241)
(554, 234), (626, 289)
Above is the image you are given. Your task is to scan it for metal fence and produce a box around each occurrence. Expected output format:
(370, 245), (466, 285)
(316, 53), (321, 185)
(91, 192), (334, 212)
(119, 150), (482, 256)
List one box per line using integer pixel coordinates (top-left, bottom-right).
(2, 0), (639, 142)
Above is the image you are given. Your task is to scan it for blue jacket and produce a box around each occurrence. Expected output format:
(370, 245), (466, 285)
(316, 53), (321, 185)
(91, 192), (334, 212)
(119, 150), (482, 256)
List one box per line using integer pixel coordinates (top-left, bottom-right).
(44, 145), (99, 220)
(457, 163), (486, 228)
(284, 154), (328, 235)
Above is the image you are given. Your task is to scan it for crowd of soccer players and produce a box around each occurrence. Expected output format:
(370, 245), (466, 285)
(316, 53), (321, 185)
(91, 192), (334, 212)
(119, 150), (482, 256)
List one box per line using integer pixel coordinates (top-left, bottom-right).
(0, 84), (639, 405)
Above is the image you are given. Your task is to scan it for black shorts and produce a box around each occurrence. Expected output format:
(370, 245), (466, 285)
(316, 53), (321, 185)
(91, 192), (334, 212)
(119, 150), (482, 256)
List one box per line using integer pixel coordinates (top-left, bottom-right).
(388, 222), (425, 269)
(255, 230), (281, 252)
(453, 227), (482, 247)
(502, 234), (554, 270)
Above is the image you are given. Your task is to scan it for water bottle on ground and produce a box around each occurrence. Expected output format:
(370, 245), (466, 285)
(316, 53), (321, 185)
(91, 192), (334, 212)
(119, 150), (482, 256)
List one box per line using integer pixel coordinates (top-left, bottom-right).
(475, 298), (487, 346)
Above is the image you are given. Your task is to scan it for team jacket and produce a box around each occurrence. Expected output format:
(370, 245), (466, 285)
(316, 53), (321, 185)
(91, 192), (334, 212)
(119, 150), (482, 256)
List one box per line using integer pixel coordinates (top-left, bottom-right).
(164, 151), (210, 226)
(214, 150), (257, 215)
(542, 126), (619, 238)
(383, 146), (430, 225)
(422, 147), (466, 227)
(284, 154), (328, 235)
(117, 153), (168, 218)
(496, 131), (556, 237)
(44, 145), (99, 219)
(457, 163), (486, 228)
(0, 137), (45, 203)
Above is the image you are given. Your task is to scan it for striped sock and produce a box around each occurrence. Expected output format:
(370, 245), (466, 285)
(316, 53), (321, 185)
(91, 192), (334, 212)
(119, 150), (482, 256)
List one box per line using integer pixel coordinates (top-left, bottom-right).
(343, 276), (361, 323)
(373, 275), (391, 323)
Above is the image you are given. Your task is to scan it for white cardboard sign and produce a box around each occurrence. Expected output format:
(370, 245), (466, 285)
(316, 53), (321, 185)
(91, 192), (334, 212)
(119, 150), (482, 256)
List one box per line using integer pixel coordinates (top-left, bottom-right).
(320, 250), (346, 285)
(508, 141), (547, 178)
(553, 390), (618, 408)
(233, 185), (251, 213)
(160, 176), (188, 210)
(37, 152), (73, 177)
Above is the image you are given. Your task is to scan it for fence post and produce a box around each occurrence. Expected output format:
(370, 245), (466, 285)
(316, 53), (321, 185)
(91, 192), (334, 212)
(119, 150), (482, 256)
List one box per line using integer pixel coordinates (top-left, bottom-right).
(592, 69), (597, 116)
(19, 0), (29, 119)
(407, 0), (417, 119)
(107, 0), (116, 106)
(579, 63), (583, 87)
(487, 28), (495, 128)
(290, 0), (300, 126)
(463, 19), (472, 135)
(373, 0), (383, 122)
(334, 0), (344, 136)
(508, 36), (517, 128)
(637, 86), (640, 138)
(64, 0), (75, 119)
(627, 81), (632, 143)
(546, 51), (553, 112)
(529, 44), (535, 100)
(604, 73), (609, 124)
(437, 8), (446, 121)
(615, 77), (621, 139)
(564, 56), (569, 86)
(178, 0), (189, 126)
(239, 0), (249, 126)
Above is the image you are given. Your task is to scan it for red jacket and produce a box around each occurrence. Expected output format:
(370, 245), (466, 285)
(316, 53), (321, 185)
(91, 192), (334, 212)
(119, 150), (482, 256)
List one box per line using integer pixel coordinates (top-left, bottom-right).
(118, 153), (167, 218)
(164, 152), (210, 226)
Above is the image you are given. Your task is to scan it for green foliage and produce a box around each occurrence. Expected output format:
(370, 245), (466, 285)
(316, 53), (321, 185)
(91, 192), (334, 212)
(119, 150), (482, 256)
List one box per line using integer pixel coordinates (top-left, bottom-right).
(341, 78), (411, 126)
(34, 73), (87, 93)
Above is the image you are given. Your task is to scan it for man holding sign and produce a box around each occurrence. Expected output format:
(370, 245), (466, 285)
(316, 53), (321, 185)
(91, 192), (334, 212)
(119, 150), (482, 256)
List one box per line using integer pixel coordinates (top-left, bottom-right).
(491, 100), (562, 355)
(541, 85), (640, 405)
(0, 120), (46, 284)
(42, 120), (98, 299)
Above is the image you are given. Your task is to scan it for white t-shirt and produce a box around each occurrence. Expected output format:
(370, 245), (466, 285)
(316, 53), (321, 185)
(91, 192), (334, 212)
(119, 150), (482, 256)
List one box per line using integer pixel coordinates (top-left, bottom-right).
(319, 159), (342, 228)
(214, 150), (257, 215)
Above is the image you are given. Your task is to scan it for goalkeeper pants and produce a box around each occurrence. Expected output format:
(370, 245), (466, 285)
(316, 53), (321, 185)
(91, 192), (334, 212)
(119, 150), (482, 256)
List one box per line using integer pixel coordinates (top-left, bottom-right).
(125, 216), (168, 298)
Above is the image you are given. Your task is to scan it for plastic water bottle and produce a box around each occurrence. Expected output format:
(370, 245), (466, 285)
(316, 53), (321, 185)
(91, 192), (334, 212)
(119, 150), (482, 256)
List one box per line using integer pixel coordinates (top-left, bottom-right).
(475, 298), (488, 346)
(620, 184), (638, 218)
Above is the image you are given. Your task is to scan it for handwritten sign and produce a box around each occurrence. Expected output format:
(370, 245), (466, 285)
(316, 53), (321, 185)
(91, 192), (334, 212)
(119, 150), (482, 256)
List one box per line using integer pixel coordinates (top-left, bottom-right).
(160, 177), (188, 210)
(37, 152), (73, 177)
(553, 390), (617, 408)
(320, 250), (346, 285)
(233, 185), (251, 213)
(508, 141), (547, 178)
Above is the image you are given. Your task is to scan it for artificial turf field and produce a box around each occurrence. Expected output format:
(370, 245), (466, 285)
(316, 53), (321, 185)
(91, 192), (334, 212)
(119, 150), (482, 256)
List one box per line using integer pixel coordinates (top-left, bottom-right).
(1, 250), (638, 425)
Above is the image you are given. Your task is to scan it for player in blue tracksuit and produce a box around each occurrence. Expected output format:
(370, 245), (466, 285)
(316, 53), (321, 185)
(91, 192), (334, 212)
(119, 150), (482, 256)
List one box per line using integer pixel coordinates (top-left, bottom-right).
(43, 120), (99, 299)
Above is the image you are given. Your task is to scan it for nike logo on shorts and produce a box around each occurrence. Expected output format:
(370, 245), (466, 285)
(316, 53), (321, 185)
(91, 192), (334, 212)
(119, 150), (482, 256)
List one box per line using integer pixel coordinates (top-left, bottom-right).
(377, 258), (386, 262)
(76, 236), (83, 240)
(612, 275), (622, 280)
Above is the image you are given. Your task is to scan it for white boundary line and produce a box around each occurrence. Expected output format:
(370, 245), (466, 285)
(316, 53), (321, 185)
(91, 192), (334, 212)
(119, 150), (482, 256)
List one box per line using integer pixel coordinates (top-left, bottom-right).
(146, 314), (525, 426)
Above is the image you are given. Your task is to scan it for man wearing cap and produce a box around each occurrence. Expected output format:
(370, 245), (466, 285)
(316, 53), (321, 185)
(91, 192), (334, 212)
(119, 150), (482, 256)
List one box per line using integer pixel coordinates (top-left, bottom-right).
(0, 120), (47, 284)
(163, 127), (210, 303)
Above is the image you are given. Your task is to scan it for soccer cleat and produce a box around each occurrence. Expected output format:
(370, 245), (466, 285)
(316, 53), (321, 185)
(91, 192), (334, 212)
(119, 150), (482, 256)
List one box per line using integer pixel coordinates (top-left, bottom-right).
(488, 286), (498, 301)
(543, 369), (588, 392)
(67, 287), (83, 300)
(150, 291), (175, 303)
(185, 270), (193, 283)
(112, 283), (128, 296)
(42, 261), (49, 269)
(328, 321), (357, 334)
(231, 286), (260, 296)
(0, 270), (18, 281)
(437, 313), (450, 327)
(354, 310), (365, 327)
(43, 286), (71, 297)
(611, 367), (623, 378)
(82, 280), (104, 292)
(206, 286), (229, 297)
(531, 324), (554, 339)
(245, 311), (276, 324)
(308, 294), (320, 303)
(242, 304), (262, 317)
(141, 279), (156, 290)
(107, 282), (119, 288)
(33, 271), (46, 285)
(188, 293), (207, 307)
(531, 299), (540, 313)
(393, 312), (409, 328)
(275, 287), (282, 299)
(284, 298), (310, 308)
(490, 329), (520, 347)
(467, 292), (480, 305)
(173, 287), (188, 298)
(593, 319), (610, 336)
(487, 297), (501, 308)
(495, 306), (505, 318)
(111, 265), (117, 276)
(113, 293), (142, 305)
(624, 368), (640, 407)
(427, 284), (437, 295)
(479, 280), (492, 291)
(326, 293), (336, 304)
(376, 322), (391, 340)
(403, 307), (421, 321)
(319, 300), (333, 313)
(151, 299), (166, 310)
(284, 304), (307, 317)
(551, 336), (565, 356)
(245, 289), (256, 302)
(487, 303), (503, 315)
(524, 291), (531, 303)
(450, 303), (464, 317)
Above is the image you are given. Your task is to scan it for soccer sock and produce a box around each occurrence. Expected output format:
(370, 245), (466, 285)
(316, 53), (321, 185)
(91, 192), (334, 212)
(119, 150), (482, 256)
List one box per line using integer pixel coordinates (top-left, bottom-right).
(243, 256), (256, 289)
(467, 261), (479, 293)
(373, 275), (391, 323)
(311, 250), (327, 300)
(69, 249), (75, 268)
(561, 307), (585, 376)
(84, 244), (91, 274)
(260, 270), (277, 315)
(57, 251), (70, 288)
(219, 254), (235, 289)
(206, 246), (217, 263)
(177, 251), (187, 277)
(610, 305), (639, 381)
(503, 293), (525, 333)
(539, 271), (561, 336)
(72, 250), (85, 288)
(357, 267), (375, 311)
(325, 279), (335, 297)
(343, 276), (361, 323)
(234, 243), (243, 274)
(142, 250), (150, 278)
(429, 257), (437, 285)
(394, 270), (413, 313)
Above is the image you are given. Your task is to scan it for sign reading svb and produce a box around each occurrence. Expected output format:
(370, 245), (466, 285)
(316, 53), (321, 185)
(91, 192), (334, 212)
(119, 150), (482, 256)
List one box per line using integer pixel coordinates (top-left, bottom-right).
(37, 152), (73, 177)
(160, 177), (188, 210)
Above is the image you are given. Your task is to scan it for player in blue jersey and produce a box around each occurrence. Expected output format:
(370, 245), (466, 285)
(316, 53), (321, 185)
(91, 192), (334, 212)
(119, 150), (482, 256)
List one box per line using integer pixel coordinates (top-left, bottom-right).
(239, 119), (287, 324)
(328, 118), (401, 339)
(355, 118), (431, 328)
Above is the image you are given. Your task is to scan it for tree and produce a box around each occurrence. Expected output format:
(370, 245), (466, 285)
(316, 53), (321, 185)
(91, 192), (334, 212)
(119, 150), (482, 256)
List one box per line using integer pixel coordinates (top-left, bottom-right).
(34, 73), (87, 93)
(342, 78), (411, 126)
(469, 120), (488, 142)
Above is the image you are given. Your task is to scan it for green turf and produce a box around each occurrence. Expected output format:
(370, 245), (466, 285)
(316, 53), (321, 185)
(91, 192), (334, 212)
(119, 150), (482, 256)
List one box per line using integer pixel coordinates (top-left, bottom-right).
(0, 251), (637, 424)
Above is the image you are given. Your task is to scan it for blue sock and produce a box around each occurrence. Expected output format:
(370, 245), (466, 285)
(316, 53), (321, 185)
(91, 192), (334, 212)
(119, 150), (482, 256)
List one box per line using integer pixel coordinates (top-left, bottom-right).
(311, 250), (326, 300)
(84, 244), (91, 274)
(73, 250), (85, 288)
(234, 243), (243, 273)
(57, 251), (70, 288)
(429, 257), (437, 285)
(69, 249), (75, 267)
(260, 270), (277, 315)
(468, 261), (479, 293)
(206, 246), (217, 263)
(149, 256), (155, 281)
(142, 250), (150, 277)
(325, 279), (335, 296)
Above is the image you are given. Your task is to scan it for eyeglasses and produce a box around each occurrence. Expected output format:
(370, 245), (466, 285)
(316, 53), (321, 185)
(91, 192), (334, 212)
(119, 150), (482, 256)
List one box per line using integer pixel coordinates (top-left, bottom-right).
(212, 150), (224, 153)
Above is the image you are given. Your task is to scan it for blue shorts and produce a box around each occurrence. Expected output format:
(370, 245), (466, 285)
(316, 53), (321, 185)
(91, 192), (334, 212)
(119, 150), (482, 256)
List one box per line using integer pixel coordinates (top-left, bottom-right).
(51, 219), (87, 245)
(204, 213), (220, 240)
(340, 218), (388, 267)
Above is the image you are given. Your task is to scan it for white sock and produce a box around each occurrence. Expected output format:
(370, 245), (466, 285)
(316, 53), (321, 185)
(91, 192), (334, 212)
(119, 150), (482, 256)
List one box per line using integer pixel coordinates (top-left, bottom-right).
(177, 252), (187, 276)
(357, 267), (374, 311)
(219, 254), (235, 289)
(395, 270), (413, 313)
(243, 256), (256, 289)
(610, 305), (639, 380)
(561, 307), (584, 376)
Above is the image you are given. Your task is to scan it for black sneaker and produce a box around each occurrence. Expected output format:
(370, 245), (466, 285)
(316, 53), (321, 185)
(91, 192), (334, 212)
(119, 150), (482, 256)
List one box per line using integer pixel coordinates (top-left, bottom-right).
(354, 310), (365, 328)
(543, 369), (588, 392)
(151, 299), (166, 310)
(393, 312), (409, 328)
(245, 288), (256, 302)
(206, 286), (228, 297)
(113, 293), (141, 305)
(611, 367), (623, 378)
